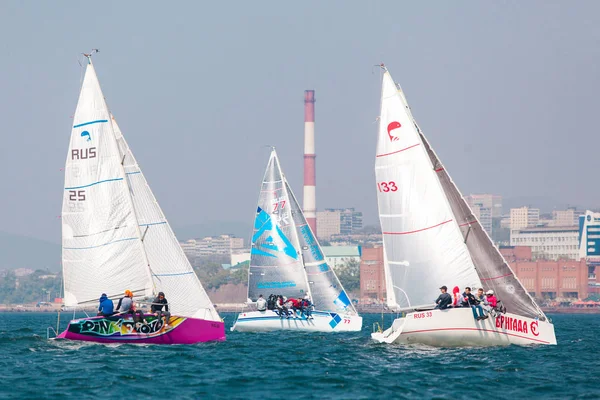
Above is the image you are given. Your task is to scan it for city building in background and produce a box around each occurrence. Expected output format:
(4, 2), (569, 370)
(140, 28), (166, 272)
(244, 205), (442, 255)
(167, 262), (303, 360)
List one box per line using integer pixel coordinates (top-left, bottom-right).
(359, 246), (386, 302)
(509, 226), (579, 260)
(321, 245), (361, 270)
(578, 211), (600, 262)
(316, 210), (341, 240)
(316, 208), (362, 241)
(510, 206), (540, 230)
(509, 259), (588, 300)
(465, 194), (502, 237)
(231, 250), (251, 267)
(180, 235), (244, 258)
(551, 208), (581, 227)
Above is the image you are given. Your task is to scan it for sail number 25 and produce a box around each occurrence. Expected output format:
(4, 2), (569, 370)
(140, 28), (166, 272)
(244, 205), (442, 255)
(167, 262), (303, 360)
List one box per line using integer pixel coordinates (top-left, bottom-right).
(68, 190), (86, 201)
(377, 181), (398, 192)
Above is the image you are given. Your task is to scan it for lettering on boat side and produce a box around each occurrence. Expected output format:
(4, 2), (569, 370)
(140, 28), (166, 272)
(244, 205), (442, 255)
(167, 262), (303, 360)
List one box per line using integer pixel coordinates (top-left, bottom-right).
(413, 312), (432, 319)
(387, 121), (401, 142)
(71, 148), (97, 160)
(495, 315), (539, 336)
(71, 316), (181, 336)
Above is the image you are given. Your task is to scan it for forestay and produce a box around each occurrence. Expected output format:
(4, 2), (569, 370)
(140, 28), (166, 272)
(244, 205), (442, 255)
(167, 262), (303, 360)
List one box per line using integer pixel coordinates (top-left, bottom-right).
(248, 150), (309, 301)
(62, 60), (153, 306)
(111, 117), (220, 321)
(375, 69), (482, 309)
(285, 181), (356, 313)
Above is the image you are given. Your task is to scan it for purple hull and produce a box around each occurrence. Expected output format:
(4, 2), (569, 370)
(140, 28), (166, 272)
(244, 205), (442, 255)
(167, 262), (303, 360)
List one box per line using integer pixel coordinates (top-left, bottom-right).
(56, 314), (225, 344)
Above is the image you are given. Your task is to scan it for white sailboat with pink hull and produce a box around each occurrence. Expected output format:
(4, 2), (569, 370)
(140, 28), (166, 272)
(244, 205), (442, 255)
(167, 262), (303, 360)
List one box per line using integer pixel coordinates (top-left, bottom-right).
(370, 65), (556, 346)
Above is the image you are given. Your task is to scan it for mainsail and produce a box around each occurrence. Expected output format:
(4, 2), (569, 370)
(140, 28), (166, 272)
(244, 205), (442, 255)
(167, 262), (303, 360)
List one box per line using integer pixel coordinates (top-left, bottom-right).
(248, 150), (355, 313)
(62, 59), (219, 321)
(111, 117), (220, 321)
(62, 60), (153, 306)
(248, 150), (309, 301)
(375, 69), (482, 309)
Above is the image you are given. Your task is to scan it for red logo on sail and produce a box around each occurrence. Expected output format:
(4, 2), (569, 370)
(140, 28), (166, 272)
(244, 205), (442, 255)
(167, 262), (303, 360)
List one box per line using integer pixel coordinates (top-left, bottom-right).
(387, 121), (401, 142)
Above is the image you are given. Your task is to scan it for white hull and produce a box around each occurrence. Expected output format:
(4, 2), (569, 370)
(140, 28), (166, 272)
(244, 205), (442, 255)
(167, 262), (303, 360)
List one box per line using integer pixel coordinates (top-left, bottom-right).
(371, 308), (556, 347)
(231, 310), (363, 332)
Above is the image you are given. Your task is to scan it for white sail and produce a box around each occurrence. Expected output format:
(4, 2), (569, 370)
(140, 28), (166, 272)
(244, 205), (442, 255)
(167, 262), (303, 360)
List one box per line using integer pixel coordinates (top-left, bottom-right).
(285, 181), (356, 313)
(111, 117), (220, 321)
(62, 61), (153, 307)
(248, 150), (310, 301)
(375, 69), (482, 309)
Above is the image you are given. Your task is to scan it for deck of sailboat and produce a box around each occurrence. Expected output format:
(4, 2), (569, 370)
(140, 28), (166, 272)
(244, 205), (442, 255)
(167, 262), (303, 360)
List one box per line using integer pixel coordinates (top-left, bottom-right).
(371, 308), (556, 347)
(231, 310), (362, 332)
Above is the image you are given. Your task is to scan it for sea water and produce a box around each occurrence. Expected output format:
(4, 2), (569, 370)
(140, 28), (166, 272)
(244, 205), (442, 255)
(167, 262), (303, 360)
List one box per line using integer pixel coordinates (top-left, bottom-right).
(0, 312), (598, 399)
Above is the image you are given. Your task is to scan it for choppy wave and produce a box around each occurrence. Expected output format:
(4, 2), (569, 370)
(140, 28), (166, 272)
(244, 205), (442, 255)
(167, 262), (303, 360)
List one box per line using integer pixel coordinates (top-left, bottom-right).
(0, 312), (597, 399)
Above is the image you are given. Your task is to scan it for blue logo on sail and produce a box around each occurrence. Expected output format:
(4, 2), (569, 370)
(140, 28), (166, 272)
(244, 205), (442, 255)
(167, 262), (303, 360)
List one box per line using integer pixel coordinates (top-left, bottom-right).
(333, 291), (351, 310)
(251, 207), (297, 259)
(257, 281), (296, 289)
(81, 131), (91, 142)
(299, 225), (324, 261)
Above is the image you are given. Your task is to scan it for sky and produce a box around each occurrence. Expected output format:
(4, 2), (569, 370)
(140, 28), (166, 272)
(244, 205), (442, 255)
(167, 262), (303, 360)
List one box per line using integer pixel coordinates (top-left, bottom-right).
(1, 1), (599, 244)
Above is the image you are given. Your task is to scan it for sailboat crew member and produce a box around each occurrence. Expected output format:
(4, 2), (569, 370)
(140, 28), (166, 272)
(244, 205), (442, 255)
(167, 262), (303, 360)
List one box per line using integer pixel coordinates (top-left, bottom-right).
(462, 287), (487, 320)
(256, 294), (267, 312)
(151, 292), (171, 328)
(97, 293), (114, 316)
(434, 286), (452, 309)
(116, 290), (146, 325)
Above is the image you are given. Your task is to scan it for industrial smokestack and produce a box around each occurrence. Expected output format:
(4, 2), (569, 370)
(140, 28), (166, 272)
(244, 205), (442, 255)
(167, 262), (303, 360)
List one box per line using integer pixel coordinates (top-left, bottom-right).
(303, 90), (317, 234)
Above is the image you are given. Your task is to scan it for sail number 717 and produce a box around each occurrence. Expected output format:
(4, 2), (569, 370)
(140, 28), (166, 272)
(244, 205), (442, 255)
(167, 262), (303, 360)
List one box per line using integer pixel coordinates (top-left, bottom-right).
(377, 181), (398, 192)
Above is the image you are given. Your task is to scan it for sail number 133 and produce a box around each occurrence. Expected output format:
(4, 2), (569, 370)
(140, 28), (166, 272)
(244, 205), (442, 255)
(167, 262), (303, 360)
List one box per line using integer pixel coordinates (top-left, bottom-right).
(377, 181), (398, 192)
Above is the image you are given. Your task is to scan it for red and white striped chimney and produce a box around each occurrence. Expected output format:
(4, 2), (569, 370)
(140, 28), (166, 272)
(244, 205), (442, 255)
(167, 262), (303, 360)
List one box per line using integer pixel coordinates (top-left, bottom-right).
(303, 90), (317, 234)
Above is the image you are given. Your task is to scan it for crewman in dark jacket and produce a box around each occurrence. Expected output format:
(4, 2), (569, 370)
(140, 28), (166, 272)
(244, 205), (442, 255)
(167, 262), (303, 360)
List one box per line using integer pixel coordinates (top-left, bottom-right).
(434, 286), (452, 309)
(462, 287), (487, 320)
(151, 292), (171, 328)
(97, 293), (114, 316)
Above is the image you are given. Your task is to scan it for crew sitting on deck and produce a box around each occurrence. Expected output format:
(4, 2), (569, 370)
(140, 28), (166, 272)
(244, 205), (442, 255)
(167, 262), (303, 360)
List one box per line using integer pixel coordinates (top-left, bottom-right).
(276, 295), (289, 319)
(116, 290), (146, 326)
(476, 288), (490, 311)
(452, 286), (463, 307)
(462, 287), (487, 321)
(151, 291), (171, 328)
(434, 286), (452, 309)
(256, 294), (267, 312)
(486, 290), (498, 309)
(97, 293), (114, 316)
(287, 297), (301, 317)
(300, 295), (313, 319)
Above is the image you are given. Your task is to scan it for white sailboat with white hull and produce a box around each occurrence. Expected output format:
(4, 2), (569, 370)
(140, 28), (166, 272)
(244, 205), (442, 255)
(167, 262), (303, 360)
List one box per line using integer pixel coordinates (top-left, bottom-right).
(370, 65), (556, 346)
(231, 149), (362, 332)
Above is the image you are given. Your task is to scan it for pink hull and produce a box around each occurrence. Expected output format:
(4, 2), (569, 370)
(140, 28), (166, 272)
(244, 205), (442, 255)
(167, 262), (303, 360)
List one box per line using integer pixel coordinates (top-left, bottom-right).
(56, 314), (225, 344)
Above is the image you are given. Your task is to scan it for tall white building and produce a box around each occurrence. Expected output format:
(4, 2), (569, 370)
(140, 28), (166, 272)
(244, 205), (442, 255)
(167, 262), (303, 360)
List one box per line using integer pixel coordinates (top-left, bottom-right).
(510, 226), (579, 260)
(550, 209), (581, 227)
(510, 207), (540, 230)
(316, 210), (341, 240)
(316, 208), (363, 241)
(465, 194), (502, 237)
